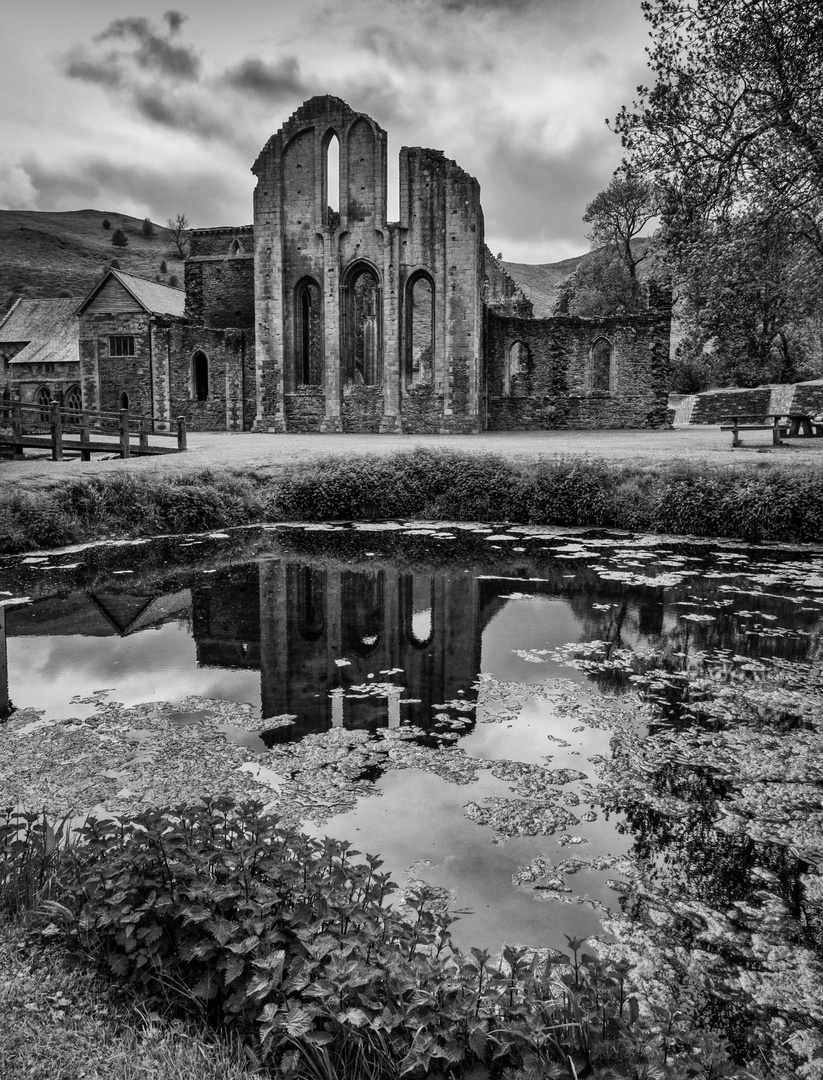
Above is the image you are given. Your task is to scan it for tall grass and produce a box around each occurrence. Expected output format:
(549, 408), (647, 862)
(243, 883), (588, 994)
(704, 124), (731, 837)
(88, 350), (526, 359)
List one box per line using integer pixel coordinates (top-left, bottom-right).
(0, 449), (821, 552)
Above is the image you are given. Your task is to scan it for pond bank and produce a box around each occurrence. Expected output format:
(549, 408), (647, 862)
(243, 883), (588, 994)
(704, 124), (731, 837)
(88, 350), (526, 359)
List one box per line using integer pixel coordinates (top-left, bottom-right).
(2, 444), (823, 552)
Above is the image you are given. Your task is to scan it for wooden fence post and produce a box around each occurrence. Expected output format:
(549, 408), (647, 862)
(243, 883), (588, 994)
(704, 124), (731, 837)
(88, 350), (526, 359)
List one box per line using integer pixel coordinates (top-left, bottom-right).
(12, 400), (23, 460)
(119, 409), (131, 458)
(80, 412), (91, 462)
(139, 416), (149, 451)
(50, 401), (63, 462)
(177, 416), (187, 451)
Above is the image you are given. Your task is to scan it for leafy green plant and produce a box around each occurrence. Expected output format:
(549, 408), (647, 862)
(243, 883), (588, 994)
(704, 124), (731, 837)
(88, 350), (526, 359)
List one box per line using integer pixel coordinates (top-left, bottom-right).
(0, 799), (773, 1078)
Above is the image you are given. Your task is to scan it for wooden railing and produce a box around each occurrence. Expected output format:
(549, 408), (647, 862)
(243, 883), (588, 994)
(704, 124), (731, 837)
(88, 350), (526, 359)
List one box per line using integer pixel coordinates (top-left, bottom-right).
(0, 400), (186, 461)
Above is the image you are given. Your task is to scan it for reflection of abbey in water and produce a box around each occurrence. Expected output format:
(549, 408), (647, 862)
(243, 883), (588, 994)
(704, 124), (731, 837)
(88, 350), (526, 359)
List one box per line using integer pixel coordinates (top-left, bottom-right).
(193, 560), (481, 733)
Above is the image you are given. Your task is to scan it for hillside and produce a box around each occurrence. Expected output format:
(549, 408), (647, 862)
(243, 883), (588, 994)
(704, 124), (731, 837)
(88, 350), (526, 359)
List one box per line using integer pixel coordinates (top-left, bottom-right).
(501, 238), (654, 318)
(0, 210), (184, 316)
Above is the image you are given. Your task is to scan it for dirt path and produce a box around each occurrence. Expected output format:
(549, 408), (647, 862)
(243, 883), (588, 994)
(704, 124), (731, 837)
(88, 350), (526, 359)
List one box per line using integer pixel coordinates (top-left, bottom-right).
(1, 426), (822, 492)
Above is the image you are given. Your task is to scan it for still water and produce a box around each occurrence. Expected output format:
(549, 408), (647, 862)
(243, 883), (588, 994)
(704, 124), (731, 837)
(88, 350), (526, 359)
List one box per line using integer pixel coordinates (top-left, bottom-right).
(2, 521), (822, 979)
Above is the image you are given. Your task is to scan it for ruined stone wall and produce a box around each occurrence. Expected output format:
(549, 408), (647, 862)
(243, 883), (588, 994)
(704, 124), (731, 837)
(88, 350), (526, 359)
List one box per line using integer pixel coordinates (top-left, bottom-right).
(8, 363), (79, 407)
(485, 309), (671, 430)
(185, 226), (255, 330)
(251, 96), (484, 435)
(689, 387), (775, 424)
(482, 247), (533, 318)
(397, 148), (484, 433)
(158, 323), (254, 432)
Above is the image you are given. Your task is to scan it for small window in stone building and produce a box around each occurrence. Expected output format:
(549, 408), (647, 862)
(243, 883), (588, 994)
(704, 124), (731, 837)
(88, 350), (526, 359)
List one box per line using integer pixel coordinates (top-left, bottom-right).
(35, 385), (51, 423)
(192, 351), (209, 401)
(406, 273), (434, 388)
(505, 340), (528, 396)
(64, 385), (82, 419)
(120, 392), (130, 412)
(590, 337), (613, 393)
(109, 336), (135, 357)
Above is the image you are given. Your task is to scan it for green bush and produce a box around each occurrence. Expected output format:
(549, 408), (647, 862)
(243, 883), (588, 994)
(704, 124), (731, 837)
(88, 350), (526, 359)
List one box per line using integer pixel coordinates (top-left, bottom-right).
(112, 229), (129, 248)
(0, 800), (773, 1078)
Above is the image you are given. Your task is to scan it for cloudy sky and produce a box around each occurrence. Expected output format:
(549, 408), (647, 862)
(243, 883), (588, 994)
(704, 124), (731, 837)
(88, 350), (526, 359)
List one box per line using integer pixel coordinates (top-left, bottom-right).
(0, 0), (652, 263)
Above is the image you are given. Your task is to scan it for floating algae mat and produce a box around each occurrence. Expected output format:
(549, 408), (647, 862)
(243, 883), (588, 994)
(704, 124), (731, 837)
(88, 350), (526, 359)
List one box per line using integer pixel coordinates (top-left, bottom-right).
(1, 522), (823, 1054)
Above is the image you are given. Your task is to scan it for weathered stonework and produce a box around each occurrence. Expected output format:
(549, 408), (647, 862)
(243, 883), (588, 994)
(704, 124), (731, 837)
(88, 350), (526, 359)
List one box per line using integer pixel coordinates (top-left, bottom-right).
(5, 95), (673, 435)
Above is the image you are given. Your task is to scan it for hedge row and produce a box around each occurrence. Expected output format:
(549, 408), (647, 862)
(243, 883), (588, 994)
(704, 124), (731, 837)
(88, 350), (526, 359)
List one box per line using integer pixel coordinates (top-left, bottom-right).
(0, 449), (819, 553)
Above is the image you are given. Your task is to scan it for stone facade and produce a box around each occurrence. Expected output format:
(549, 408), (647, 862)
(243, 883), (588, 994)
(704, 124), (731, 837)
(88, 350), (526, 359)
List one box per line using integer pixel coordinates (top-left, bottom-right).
(228, 95), (669, 434)
(3, 95), (672, 435)
(76, 268), (255, 431)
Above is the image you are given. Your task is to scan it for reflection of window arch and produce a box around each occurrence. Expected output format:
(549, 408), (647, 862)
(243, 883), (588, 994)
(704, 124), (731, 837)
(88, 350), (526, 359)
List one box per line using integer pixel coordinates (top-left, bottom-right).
(64, 385), (82, 419)
(405, 272), (434, 388)
(590, 337), (613, 393)
(35, 385), (51, 423)
(192, 351), (209, 401)
(401, 575), (435, 648)
(295, 278), (323, 385)
(295, 566), (326, 641)
(342, 570), (384, 656)
(120, 391), (130, 412)
(504, 340), (528, 396)
(344, 263), (381, 386)
(324, 130), (340, 224)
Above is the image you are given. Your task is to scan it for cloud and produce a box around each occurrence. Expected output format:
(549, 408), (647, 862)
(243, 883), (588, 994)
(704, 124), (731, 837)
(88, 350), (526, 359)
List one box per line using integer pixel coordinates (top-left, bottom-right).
(164, 10), (186, 34)
(23, 154), (251, 228)
(0, 156), (38, 211)
(221, 56), (307, 101)
(94, 16), (200, 80)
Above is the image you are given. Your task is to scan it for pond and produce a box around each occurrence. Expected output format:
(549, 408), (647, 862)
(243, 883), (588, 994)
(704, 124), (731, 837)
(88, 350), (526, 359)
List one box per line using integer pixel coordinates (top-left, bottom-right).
(1, 520), (822, 1046)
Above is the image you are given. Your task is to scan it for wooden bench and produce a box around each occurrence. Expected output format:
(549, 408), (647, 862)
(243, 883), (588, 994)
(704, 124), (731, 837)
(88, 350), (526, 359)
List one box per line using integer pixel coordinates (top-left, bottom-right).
(720, 414), (786, 447)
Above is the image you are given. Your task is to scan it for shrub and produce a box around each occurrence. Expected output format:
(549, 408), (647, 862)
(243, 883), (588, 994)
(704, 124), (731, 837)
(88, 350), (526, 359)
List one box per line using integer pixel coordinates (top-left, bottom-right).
(141, 217), (155, 237)
(160, 259), (167, 275)
(29, 800), (663, 1077)
(112, 229), (129, 248)
(102, 218), (111, 230)
(527, 459), (614, 526)
(169, 274), (179, 287)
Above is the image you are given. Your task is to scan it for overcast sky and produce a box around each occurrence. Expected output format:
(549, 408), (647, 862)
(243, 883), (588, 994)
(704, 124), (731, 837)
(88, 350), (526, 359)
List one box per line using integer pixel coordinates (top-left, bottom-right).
(0, 0), (652, 264)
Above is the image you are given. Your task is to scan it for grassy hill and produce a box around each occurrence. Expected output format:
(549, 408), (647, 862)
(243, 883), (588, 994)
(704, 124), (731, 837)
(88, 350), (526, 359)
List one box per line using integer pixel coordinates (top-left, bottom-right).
(502, 238), (654, 318)
(0, 210), (184, 315)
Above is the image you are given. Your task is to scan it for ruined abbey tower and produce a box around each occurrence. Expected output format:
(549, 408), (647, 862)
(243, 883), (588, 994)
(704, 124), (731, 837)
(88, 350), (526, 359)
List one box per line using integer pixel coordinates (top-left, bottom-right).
(180, 95), (671, 433)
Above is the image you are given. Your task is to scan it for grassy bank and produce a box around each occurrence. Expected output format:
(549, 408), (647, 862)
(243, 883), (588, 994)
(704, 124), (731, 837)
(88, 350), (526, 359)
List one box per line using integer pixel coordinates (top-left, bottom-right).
(0, 447), (820, 553)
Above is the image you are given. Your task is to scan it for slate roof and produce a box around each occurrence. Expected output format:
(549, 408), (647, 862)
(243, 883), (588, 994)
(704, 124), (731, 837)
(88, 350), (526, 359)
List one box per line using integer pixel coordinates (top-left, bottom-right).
(77, 268), (186, 318)
(0, 297), (81, 365)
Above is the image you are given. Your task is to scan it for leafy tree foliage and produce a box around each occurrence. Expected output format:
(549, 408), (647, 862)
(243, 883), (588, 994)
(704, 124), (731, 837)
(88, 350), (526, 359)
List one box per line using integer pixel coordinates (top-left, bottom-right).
(615, 0), (823, 389)
(583, 168), (661, 306)
(101, 218), (111, 230)
(615, 0), (823, 249)
(111, 228), (128, 248)
(141, 216), (154, 237)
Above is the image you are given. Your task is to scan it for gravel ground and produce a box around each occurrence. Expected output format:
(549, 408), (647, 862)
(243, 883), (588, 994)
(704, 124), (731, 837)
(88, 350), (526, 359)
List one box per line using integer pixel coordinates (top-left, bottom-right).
(2, 425), (823, 492)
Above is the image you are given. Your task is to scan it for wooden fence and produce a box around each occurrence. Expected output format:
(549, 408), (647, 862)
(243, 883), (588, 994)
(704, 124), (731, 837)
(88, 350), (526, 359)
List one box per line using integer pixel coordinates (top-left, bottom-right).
(0, 400), (186, 461)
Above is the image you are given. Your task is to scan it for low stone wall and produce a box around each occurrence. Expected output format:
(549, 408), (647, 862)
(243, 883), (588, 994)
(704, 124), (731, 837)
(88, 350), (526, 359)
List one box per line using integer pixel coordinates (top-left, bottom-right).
(689, 387), (774, 424)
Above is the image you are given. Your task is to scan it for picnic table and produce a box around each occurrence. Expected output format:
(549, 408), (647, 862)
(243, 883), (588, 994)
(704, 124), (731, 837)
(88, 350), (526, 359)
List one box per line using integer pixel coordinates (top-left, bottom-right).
(720, 413), (823, 447)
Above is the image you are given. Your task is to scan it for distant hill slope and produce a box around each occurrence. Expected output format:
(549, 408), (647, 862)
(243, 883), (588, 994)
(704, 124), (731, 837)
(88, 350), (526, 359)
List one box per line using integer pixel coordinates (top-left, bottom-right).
(0, 209), (184, 316)
(501, 238), (654, 318)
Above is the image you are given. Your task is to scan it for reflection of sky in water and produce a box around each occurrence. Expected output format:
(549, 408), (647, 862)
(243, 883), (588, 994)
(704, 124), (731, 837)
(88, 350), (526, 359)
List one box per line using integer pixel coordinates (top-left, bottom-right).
(9, 528), (823, 953)
(8, 625), (261, 720)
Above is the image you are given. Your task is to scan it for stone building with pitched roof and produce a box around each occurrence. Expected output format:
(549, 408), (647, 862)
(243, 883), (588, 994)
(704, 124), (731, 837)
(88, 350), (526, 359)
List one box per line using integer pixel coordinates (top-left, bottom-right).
(0, 297), (83, 418)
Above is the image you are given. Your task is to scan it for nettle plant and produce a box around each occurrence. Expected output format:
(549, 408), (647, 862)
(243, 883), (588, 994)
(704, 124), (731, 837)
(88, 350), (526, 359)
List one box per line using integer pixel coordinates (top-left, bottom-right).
(5, 799), (739, 1079)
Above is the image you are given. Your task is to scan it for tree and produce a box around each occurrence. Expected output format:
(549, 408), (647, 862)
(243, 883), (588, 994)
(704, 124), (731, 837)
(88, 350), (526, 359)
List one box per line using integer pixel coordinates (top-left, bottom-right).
(160, 259), (167, 274)
(554, 249), (639, 316)
(141, 217), (155, 237)
(102, 218), (111, 230)
(111, 229), (128, 248)
(167, 213), (189, 258)
(615, 0), (823, 262)
(667, 208), (823, 391)
(582, 168), (661, 305)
